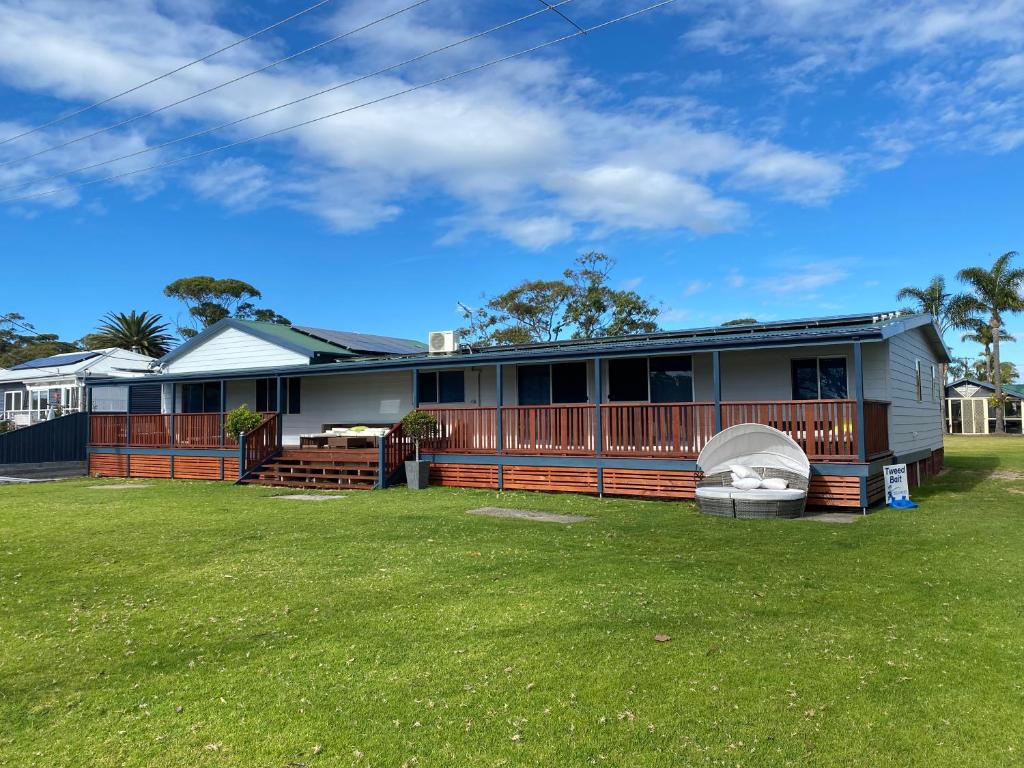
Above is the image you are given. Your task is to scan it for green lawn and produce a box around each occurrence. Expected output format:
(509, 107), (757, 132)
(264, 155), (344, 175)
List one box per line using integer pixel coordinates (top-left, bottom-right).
(1, 437), (1023, 767)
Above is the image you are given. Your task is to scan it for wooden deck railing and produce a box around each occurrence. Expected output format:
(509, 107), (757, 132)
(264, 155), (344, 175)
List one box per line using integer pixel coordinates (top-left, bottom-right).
(382, 421), (415, 480)
(602, 402), (717, 458)
(863, 400), (890, 459)
(242, 414), (279, 472)
(502, 405), (596, 455)
(417, 399), (890, 462)
(90, 412), (274, 449)
(420, 407), (498, 453)
(89, 414), (128, 446)
(721, 400), (860, 460)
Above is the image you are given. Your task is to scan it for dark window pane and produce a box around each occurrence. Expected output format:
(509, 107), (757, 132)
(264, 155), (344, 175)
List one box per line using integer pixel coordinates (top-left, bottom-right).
(608, 358), (648, 402)
(649, 356), (693, 403)
(418, 372), (438, 404)
(518, 365), (551, 406)
(255, 379), (277, 412)
(791, 360), (819, 400)
(819, 358), (848, 399)
(438, 371), (465, 404)
(204, 382), (222, 413)
(551, 362), (588, 403)
(287, 377), (301, 414)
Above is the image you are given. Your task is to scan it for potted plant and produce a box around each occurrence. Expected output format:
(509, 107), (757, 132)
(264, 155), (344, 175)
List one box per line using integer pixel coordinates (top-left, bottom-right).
(401, 410), (438, 490)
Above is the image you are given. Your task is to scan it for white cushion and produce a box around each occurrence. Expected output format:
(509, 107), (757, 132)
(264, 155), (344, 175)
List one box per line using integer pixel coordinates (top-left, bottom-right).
(760, 477), (789, 490)
(731, 477), (762, 491)
(731, 488), (805, 501)
(695, 487), (735, 500)
(729, 464), (759, 479)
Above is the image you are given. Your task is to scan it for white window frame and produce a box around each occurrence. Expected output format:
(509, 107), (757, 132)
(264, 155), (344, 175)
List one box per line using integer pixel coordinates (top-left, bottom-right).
(931, 364), (938, 402)
(915, 360), (923, 401)
(3, 390), (25, 412)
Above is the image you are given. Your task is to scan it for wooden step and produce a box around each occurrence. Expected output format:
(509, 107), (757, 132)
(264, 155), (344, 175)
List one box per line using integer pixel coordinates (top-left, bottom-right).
(241, 478), (375, 490)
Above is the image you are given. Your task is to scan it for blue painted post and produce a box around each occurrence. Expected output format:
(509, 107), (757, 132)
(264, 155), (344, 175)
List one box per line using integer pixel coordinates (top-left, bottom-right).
(169, 385), (176, 477)
(496, 363), (504, 491)
(594, 357), (604, 496)
(377, 439), (387, 489)
(412, 368), (419, 409)
(853, 341), (868, 510)
(276, 377), (284, 446)
(239, 433), (247, 480)
(712, 351), (722, 433)
(219, 380), (226, 448)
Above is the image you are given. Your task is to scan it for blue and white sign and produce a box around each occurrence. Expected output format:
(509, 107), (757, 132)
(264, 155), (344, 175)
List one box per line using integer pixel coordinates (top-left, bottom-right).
(883, 463), (910, 505)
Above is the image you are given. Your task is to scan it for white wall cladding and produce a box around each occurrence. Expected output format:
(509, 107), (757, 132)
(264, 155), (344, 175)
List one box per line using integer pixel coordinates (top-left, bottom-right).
(887, 326), (944, 455)
(164, 327), (309, 374)
(281, 371), (414, 445)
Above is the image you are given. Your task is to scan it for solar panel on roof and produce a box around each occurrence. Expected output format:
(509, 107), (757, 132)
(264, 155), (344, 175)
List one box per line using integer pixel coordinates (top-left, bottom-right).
(294, 327), (427, 355)
(10, 351), (100, 370)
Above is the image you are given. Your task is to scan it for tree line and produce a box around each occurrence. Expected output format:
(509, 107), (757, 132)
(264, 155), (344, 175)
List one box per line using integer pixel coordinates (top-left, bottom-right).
(0, 276), (290, 367)
(897, 250), (1023, 433)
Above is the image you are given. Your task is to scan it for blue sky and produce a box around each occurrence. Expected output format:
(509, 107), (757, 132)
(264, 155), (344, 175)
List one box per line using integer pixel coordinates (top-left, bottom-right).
(1, 0), (1022, 369)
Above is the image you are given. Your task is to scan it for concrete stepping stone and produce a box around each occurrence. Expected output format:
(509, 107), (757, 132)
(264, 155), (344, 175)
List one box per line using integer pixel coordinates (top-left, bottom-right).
(467, 507), (592, 524)
(273, 494), (347, 501)
(87, 483), (153, 490)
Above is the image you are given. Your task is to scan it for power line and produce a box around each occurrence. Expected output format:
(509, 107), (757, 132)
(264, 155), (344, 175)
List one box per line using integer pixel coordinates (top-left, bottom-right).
(0, 1), (574, 194)
(0, 0), (336, 147)
(0, 0), (435, 171)
(534, 0), (586, 33)
(0, 1), (676, 206)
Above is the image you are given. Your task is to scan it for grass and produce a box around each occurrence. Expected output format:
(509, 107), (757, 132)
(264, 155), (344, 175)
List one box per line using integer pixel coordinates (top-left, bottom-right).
(1, 436), (1023, 767)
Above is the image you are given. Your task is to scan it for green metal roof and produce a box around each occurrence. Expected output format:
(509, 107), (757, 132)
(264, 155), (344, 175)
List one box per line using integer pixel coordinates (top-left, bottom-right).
(230, 320), (355, 357)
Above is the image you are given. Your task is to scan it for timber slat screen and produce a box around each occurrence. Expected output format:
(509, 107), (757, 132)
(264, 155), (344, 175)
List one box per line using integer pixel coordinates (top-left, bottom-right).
(863, 400), (891, 458)
(602, 403), (716, 458)
(243, 414), (280, 472)
(420, 399), (888, 462)
(90, 413), (275, 449)
(502, 405), (596, 455)
(0, 412), (88, 463)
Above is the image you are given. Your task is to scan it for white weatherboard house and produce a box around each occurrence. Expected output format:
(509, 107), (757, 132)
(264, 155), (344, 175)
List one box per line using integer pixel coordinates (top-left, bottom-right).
(84, 312), (949, 510)
(0, 349), (156, 427)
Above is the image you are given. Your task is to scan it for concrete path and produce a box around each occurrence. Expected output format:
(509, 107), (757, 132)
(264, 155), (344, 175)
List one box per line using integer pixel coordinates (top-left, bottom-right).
(274, 494), (347, 501)
(801, 512), (863, 524)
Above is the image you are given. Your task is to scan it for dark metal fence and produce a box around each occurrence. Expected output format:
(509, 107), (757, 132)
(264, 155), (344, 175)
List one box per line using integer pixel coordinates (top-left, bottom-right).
(0, 412), (88, 464)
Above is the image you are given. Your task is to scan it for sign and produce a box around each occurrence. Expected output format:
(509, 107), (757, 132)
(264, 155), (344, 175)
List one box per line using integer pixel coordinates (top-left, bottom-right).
(883, 463), (910, 504)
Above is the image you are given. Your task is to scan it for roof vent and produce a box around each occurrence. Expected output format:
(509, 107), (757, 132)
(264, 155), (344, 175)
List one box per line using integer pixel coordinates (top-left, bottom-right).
(428, 330), (459, 355)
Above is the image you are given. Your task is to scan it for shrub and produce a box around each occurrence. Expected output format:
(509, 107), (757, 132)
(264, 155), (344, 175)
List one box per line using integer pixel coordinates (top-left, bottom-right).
(224, 405), (264, 440)
(0, 420), (13, 434)
(401, 410), (438, 461)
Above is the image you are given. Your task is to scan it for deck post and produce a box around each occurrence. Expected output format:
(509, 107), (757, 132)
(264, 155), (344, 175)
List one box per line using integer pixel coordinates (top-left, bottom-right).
(412, 368), (419, 409)
(377, 439), (387, 489)
(496, 363), (504, 491)
(239, 433), (247, 479)
(219, 380), (226, 448)
(84, 386), (92, 448)
(594, 357), (604, 496)
(712, 351), (722, 433)
(276, 376), (284, 447)
(124, 398), (131, 447)
(853, 342), (866, 462)
(169, 384), (176, 450)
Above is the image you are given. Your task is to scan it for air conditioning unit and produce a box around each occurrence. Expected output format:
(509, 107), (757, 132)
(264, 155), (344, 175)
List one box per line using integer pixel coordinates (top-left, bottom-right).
(428, 330), (459, 355)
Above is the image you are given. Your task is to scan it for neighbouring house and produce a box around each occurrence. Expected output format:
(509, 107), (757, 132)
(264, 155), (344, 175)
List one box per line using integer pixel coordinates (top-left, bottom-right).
(83, 311), (949, 509)
(945, 378), (1024, 435)
(0, 349), (156, 428)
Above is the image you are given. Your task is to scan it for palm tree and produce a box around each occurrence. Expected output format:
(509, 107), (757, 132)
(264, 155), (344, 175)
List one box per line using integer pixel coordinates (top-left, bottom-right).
(897, 275), (976, 432)
(93, 311), (174, 357)
(960, 321), (1017, 380)
(955, 252), (1024, 433)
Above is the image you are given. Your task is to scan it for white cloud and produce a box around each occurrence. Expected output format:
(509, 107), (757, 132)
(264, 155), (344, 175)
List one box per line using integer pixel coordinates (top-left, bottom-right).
(683, 279), (711, 296)
(761, 261), (850, 294)
(0, 0), (850, 245)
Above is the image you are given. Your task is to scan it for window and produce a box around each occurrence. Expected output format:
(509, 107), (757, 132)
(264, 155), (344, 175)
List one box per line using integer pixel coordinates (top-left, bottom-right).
(791, 358), (848, 400)
(3, 390), (25, 412)
(552, 362), (588, 403)
(915, 360), (923, 401)
(608, 358), (649, 402)
(650, 356), (694, 403)
(516, 362), (588, 406)
(931, 364), (938, 401)
(181, 382), (222, 413)
(255, 378), (301, 414)
(418, 371), (465, 405)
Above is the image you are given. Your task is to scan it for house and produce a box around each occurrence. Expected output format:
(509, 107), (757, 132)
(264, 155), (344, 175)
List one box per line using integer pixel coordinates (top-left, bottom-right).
(945, 378), (1024, 435)
(83, 311), (949, 509)
(0, 348), (156, 428)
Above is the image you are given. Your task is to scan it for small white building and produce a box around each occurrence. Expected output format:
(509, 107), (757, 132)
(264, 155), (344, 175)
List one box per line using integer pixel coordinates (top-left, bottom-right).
(0, 349), (156, 427)
(945, 378), (1024, 435)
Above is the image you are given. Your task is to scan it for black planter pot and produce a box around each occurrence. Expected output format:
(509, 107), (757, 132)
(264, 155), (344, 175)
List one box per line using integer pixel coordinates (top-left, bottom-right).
(405, 459), (431, 490)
